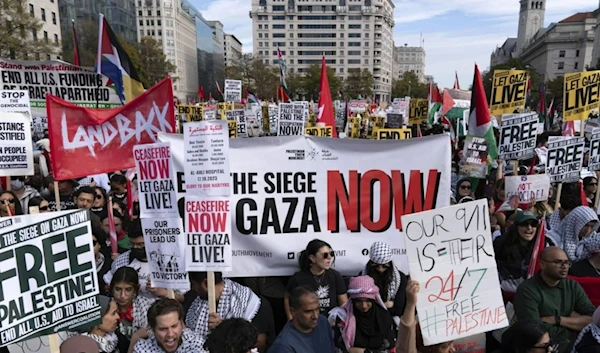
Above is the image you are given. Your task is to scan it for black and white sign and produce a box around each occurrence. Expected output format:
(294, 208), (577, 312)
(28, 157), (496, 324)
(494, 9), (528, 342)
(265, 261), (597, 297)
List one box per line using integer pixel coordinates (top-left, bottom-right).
(498, 113), (537, 160)
(226, 110), (247, 138)
(386, 113), (403, 129)
(277, 103), (304, 136)
(589, 130), (600, 171)
(0, 90), (31, 117)
(546, 136), (585, 183)
(0, 112), (34, 176)
(224, 80), (242, 102)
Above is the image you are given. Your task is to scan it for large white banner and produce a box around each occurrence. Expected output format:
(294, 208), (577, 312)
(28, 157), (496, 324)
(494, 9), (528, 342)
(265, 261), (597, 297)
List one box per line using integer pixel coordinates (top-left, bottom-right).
(158, 133), (452, 276)
(401, 199), (508, 345)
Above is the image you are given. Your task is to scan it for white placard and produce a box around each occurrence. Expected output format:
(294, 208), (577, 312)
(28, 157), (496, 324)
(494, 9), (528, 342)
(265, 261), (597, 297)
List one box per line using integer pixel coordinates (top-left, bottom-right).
(133, 142), (178, 218)
(183, 120), (231, 197)
(277, 103), (304, 136)
(546, 136), (585, 183)
(224, 79), (242, 103)
(226, 110), (247, 138)
(0, 112), (34, 176)
(588, 130), (600, 171)
(498, 113), (537, 160)
(401, 199), (508, 345)
(505, 174), (551, 203)
(0, 90), (31, 117)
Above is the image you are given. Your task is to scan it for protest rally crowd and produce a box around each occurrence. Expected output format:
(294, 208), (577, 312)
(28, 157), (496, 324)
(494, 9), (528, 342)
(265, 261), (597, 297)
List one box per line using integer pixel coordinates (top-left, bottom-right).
(4, 10), (600, 353)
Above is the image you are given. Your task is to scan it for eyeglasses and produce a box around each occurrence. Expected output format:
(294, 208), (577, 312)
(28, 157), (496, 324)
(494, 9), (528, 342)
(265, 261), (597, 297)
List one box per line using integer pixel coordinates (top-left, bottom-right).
(39, 206), (49, 211)
(321, 251), (335, 259)
(1, 199), (15, 204)
(95, 194), (103, 199)
(588, 183), (598, 187)
(371, 263), (391, 268)
(542, 260), (572, 268)
(532, 340), (554, 351)
(460, 185), (471, 190)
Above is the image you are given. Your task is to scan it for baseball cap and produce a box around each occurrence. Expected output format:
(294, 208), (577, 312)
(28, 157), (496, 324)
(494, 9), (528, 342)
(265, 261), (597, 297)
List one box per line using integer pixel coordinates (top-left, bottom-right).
(516, 211), (538, 225)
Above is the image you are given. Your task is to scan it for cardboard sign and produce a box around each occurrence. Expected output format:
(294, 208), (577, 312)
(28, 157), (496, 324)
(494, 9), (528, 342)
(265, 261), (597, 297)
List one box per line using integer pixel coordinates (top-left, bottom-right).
(563, 71), (600, 122)
(505, 174), (551, 203)
(347, 117), (360, 139)
(546, 136), (585, 183)
(141, 218), (189, 290)
(409, 99), (428, 125)
(376, 128), (412, 140)
(277, 103), (304, 136)
(401, 199), (508, 345)
(183, 121), (231, 197)
(0, 112), (34, 176)
(305, 127), (333, 137)
(134, 142), (178, 218)
(498, 113), (537, 160)
(185, 195), (232, 271)
(224, 79), (242, 102)
(228, 121), (237, 138)
(589, 131), (600, 171)
(490, 70), (528, 116)
(460, 136), (489, 179)
(0, 210), (100, 346)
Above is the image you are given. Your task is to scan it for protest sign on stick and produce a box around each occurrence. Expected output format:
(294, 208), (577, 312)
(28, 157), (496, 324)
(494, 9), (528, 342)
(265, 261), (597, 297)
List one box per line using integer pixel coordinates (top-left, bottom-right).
(376, 128), (412, 140)
(408, 99), (428, 125)
(0, 112), (34, 177)
(460, 136), (489, 179)
(401, 199), (508, 345)
(489, 70), (528, 116)
(563, 71), (600, 122)
(134, 142), (178, 218)
(277, 103), (304, 136)
(224, 80), (242, 102)
(498, 113), (537, 160)
(588, 130), (600, 172)
(505, 174), (550, 204)
(546, 136), (585, 183)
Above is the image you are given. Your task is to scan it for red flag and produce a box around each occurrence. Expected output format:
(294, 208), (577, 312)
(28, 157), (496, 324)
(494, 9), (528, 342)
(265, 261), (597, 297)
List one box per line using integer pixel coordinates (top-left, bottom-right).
(580, 181), (588, 206)
(279, 86), (290, 103)
(441, 90), (455, 117)
(198, 86), (205, 101)
(317, 55), (337, 137)
(72, 20), (80, 66)
(46, 78), (176, 181)
(527, 218), (546, 278)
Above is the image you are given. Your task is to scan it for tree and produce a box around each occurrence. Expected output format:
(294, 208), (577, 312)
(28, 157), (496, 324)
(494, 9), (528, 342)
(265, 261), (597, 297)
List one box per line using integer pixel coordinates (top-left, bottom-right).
(248, 58), (279, 99)
(137, 37), (175, 87)
(224, 53), (255, 91)
(62, 20), (97, 66)
(118, 36), (150, 88)
(298, 64), (341, 101)
(0, 0), (58, 60)
(343, 69), (373, 99)
(546, 76), (564, 106)
(391, 72), (428, 99)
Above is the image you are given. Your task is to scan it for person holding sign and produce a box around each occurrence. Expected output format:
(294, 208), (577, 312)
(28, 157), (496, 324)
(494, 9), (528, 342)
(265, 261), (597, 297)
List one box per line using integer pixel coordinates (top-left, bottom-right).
(396, 281), (455, 353)
(328, 276), (396, 353)
(514, 247), (596, 353)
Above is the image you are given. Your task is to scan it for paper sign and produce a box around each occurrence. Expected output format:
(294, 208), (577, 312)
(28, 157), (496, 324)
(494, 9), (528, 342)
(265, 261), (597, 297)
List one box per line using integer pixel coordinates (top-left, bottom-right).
(133, 142), (178, 218)
(0, 112), (34, 176)
(224, 79), (242, 102)
(409, 99), (428, 125)
(228, 121), (237, 138)
(460, 136), (489, 179)
(226, 110), (247, 138)
(377, 128), (412, 140)
(0, 210), (100, 346)
(563, 71), (600, 122)
(177, 104), (203, 122)
(185, 195), (232, 271)
(305, 126), (333, 137)
(546, 136), (585, 183)
(141, 218), (189, 290)
(401, 199), (508, 345)
(589, 131), (600, 171)
(386, 113), (403, 129)
(498, 113), (537, 160)
(278, 103), (304, 136)
(0, 90), (31, 117)
(505, 174), (550, 203)
(183, 120), (231, 196)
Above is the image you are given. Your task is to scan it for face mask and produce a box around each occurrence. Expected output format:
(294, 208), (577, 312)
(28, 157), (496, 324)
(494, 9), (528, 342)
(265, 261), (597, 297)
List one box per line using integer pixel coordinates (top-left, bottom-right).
(130, 248), (146, 262)
(10, 180), (24, 190)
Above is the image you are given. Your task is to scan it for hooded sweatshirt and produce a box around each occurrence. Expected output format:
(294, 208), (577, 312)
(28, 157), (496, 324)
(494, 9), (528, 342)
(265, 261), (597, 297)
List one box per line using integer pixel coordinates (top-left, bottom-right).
(16, 186), (40, 214)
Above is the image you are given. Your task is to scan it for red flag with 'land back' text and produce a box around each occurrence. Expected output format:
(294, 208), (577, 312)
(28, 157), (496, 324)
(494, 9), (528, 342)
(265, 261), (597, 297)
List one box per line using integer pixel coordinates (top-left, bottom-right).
(46, 77), (176, 181)
(317, 55), (337, 137)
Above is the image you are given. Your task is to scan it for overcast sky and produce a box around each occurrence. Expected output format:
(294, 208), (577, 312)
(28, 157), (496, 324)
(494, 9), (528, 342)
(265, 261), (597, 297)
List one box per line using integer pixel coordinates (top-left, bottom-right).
(192, 0), (598, 89)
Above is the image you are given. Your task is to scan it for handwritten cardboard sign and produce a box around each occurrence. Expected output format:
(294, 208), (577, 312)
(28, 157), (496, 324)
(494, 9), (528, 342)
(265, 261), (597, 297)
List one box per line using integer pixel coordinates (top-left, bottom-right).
(401, 199), (508, 345)
(505, 174), (550, 203)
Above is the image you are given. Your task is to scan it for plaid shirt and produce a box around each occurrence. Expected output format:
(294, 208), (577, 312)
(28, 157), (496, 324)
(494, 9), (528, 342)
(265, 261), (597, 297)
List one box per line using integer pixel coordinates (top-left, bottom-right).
(132, 328), (206, 353)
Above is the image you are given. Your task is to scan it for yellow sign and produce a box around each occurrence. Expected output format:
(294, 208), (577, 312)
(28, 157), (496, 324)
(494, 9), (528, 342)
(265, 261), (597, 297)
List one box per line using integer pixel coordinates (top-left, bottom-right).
(176, 104), (203, 122)
(489, 69), (528, 116)
(563, 71), (600, 121)
(262, 106), (270, 133)
(228, 121), (237, 138)
(348, 117), (360, 139)
(368, 116), (385, 139)
(305, 126), (333, 137)
(376, 128), (412, 140)
(408, 99), (429, 125)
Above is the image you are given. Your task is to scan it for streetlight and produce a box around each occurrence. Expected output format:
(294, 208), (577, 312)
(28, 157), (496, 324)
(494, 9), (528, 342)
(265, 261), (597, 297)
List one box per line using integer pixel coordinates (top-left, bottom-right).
(408, 80), (412, 97)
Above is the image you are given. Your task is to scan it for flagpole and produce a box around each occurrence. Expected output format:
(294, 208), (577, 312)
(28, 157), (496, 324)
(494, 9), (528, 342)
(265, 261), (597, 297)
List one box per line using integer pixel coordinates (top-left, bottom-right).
(96, 13), (104, 109)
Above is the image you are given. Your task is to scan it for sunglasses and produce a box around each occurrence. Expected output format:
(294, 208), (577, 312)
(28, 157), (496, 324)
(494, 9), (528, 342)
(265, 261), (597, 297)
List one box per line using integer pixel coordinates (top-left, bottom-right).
(532, 340), (554, 351)
(95, 194), (103, 199)
(519, 220), (538, 228)
(92, 240), (98, 246)
(1, 199), (15, 204)
(39, 206), (49, 211)
(460, 185), (471, 190)
(587, 183), (598, 187)
(371, 263), (391, 268)
(321, 251), (335, 259)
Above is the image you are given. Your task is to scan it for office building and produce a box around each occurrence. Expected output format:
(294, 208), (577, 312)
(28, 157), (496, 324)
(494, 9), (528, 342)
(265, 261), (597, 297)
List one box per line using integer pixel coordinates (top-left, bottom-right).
(393, 45), (426, 82)
(30, 0), (62, 60)
(224, 33), (243, 66)
(137, 0), (198, 101)
(249, 0), (395, 102)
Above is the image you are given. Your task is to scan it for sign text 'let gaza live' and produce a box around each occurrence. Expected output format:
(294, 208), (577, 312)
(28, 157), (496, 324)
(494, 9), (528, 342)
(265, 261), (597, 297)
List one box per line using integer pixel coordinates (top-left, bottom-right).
(401, 199), (508, 345)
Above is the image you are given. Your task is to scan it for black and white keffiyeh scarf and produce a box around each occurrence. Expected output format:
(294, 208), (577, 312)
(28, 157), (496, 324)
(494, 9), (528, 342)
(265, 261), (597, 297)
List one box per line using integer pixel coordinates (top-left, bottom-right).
(83, 332), (119, 353)
(360, 266), (401, 302)
(557, 206), (600, 261)
(185, 279), (261, 338)
(571, 323), (600, 353)
(132, 328), (206, 353)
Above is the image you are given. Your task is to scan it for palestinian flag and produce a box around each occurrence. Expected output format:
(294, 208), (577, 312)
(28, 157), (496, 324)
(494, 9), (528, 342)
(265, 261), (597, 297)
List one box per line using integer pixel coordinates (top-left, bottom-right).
(246, 90), (260, 105)
(468, 64), (498, 167)
(427, 84), (442, 124)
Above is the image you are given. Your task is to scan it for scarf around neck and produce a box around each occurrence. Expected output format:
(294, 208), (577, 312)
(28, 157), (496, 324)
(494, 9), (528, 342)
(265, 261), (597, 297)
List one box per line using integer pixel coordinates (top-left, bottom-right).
(558, 206), (599, 261)
(572, 323), (600, 353)
(185, 279), (261, 338)
(332, 296), (391, 350)
(360, 266), (401, 302)
(84, 332), (119, 353)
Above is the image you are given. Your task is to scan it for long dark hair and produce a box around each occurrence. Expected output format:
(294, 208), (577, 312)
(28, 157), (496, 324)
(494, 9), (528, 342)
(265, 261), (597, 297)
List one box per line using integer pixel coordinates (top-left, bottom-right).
(366, 260), (393, 301)
(1, 191), (23, 215)
(502, 320), (548, 353)
(110, 266), (140, 296)
(299, 239), (332, 271)
(495, 221), (537, 267)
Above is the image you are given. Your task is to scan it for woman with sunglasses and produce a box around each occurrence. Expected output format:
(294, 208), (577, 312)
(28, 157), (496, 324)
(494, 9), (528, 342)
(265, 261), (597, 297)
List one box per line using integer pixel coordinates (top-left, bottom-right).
(361, 241), (408, 320)
(93, 186), (109, 220)
(0, 191), (23, 217)
(501, 320), (553, 353)
(284, 239), (348, 320)
(583, 177), (597, 208)
(494, 211), (554, 294)
(452, 178), (472, 204)
(28, 196), (50, 213)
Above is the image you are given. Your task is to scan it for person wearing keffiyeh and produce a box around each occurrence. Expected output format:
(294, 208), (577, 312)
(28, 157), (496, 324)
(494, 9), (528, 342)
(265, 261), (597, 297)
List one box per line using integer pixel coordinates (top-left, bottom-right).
(572, 306), (600, 353)
(328, 276), (395, 353)
(548, 206), (600, 262)
(360, 241), (407, 321)
(82, 296), (122, 353)
(570, 234), (600, 278)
